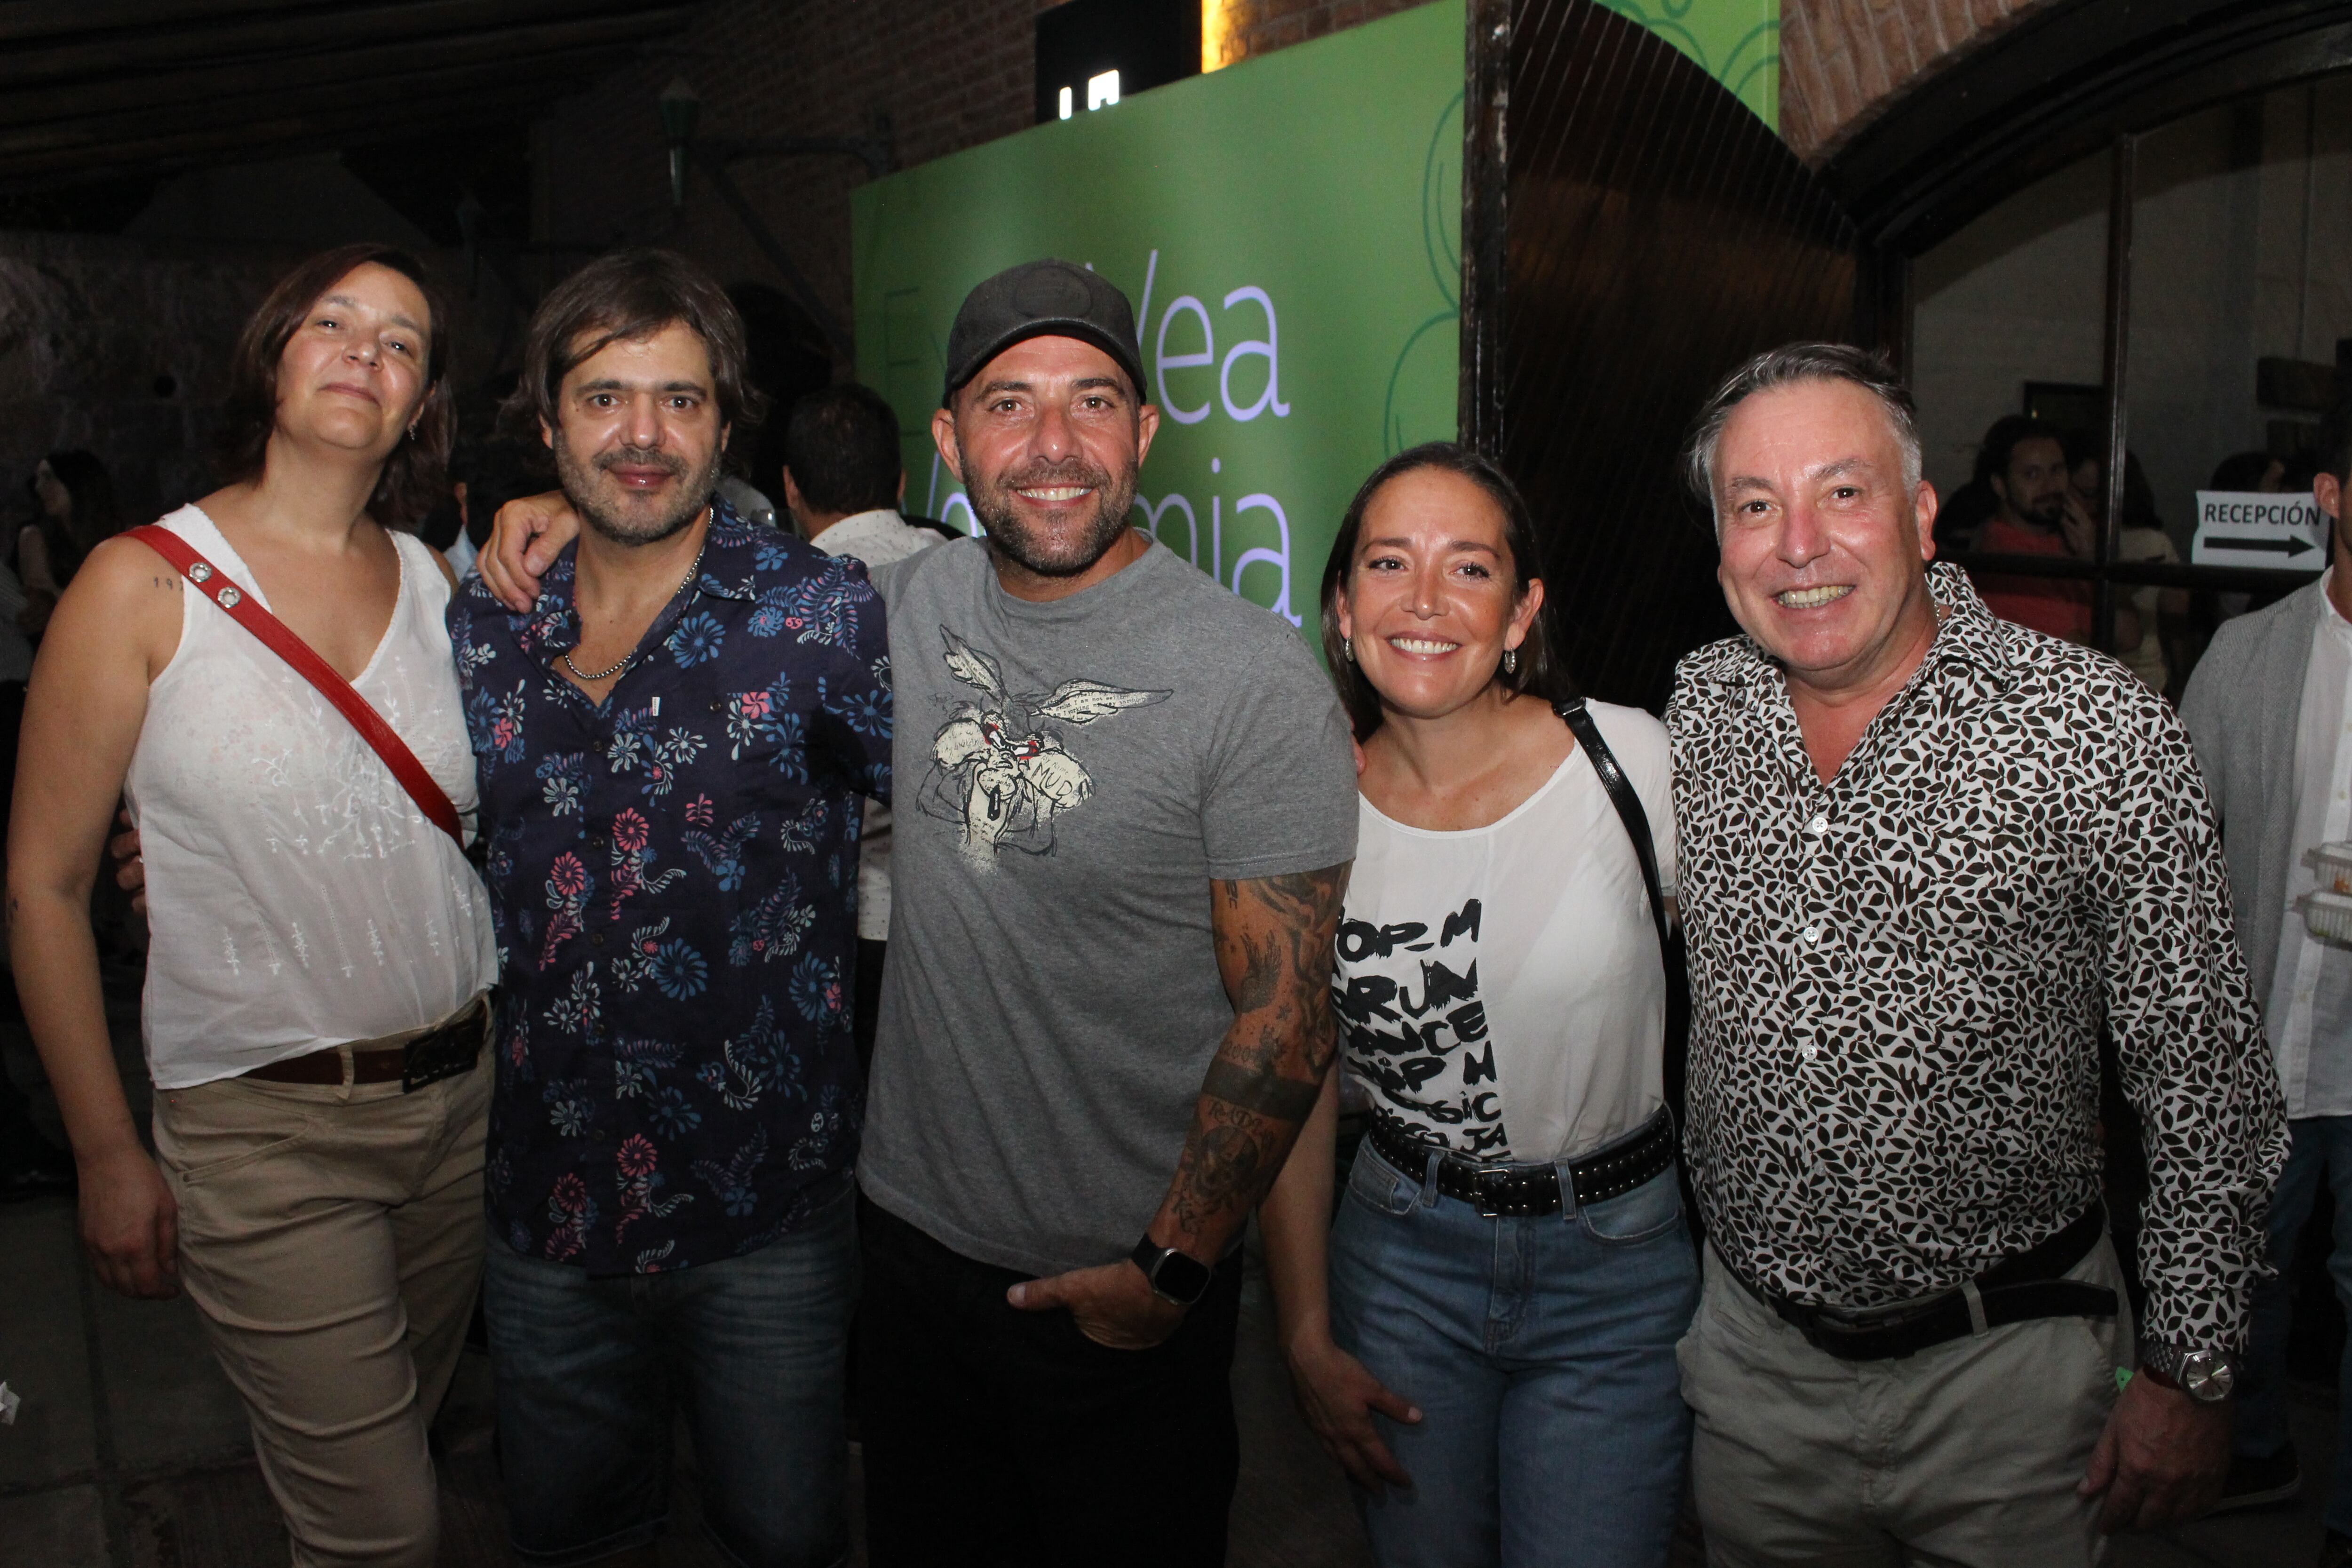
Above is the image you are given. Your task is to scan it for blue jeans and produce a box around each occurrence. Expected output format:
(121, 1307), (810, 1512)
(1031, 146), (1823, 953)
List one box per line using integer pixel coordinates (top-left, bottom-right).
(483, 1184), (855, 1568)
(1329, 1139), (1699, 1568)
(2239, 1113), (2352, 1534)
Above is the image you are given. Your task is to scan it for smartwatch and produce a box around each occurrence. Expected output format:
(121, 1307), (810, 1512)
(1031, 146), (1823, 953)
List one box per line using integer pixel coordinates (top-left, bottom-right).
(1130, 1235), (1213, 1307)
(2136, 1341), (2235, 1403)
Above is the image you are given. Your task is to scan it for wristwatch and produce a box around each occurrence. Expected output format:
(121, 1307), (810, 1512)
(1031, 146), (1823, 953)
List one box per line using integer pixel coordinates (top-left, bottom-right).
(1130, 1235), (1213, 1307)
(2137, 1341), (2236, 1403)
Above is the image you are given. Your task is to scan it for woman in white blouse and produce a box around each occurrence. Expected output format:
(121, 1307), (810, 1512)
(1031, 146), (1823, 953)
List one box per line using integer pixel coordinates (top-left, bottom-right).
(1263, 444), (1696, 1568)
(11, 244), (497, 1568)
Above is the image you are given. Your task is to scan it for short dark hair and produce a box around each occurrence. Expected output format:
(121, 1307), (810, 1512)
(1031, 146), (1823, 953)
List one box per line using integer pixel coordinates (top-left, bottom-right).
(1975, 414), (2066, 485)
(216, 243), (454, 533)
(1682, 343), (1920, 530)
(783, 384), (902, 516)
(2316, 400), (2352, 486)
(503, 248), (768, 451)
(1318, 442), (1572, 741)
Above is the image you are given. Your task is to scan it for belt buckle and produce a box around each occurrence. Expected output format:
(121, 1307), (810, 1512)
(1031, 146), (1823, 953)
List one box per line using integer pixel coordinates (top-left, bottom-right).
(401, 1003), (484, 1093)
(1470, 1166), (1517, 1219)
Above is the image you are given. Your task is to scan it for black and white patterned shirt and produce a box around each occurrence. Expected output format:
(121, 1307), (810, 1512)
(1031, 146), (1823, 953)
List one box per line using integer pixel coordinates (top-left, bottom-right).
(1666, 563), (2286, 1352)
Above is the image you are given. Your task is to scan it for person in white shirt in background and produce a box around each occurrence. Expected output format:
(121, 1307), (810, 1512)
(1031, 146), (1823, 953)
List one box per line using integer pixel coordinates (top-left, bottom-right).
(779, 382), (946, 1071)
(2183, 394), (2352, 1563)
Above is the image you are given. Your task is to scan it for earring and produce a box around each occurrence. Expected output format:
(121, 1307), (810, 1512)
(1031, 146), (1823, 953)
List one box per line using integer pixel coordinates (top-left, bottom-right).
(1343, 637), (1354, 663)
(1503, 646), (1519, 675)
(405, 424), (418, 442)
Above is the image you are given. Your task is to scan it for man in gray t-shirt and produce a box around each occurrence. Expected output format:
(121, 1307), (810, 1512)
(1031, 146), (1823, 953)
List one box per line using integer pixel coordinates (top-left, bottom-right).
(856, 259), (1356, 1568)
(471, 257), (1356, 1566)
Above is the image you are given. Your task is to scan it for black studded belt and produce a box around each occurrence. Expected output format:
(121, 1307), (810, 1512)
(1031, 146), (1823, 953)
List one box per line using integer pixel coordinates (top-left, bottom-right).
(1366, 1105), (1678, 1218)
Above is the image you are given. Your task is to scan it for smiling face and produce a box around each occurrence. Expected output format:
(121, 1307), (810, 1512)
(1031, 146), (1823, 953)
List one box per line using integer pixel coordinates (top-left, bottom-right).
(1712, 377), (1941, 701)
(273, 262), (434, 460)
(544, 319), (728, 546)
(1336, 467), (1542, 723)
(932, 334), (1160, 578)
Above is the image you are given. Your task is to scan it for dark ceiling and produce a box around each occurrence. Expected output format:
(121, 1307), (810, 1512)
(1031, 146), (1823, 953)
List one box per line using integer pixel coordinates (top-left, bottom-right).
(0, 0), (696, 195)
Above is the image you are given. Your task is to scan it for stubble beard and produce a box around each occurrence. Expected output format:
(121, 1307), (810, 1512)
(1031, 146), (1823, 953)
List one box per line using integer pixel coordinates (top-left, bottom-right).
(556, 435), (717, 547)
(968, 453), (1139, 578)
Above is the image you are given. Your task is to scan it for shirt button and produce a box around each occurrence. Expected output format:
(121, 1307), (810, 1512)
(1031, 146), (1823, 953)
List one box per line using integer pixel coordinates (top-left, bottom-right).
(1802, 1044), (1819, 1060)
(590, 931), (606, 947)
(1805, 814), (1828, 836)
(1802, 924), (1822, 945)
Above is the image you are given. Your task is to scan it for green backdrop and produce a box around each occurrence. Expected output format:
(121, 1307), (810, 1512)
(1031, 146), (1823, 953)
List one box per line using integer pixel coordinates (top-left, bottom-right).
(852, 0), (1465, 637)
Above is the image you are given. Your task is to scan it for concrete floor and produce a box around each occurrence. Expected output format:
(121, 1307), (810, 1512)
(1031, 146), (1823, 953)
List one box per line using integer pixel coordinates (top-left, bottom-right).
(0, 981), (2333, 1567)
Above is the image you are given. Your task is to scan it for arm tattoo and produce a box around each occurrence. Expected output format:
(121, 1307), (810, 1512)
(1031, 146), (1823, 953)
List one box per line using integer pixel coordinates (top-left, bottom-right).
(1152, 860), (1351, 1250)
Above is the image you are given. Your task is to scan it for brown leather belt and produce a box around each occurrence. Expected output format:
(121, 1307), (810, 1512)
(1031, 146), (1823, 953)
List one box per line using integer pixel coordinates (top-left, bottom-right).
(241, 996), (490, 1092)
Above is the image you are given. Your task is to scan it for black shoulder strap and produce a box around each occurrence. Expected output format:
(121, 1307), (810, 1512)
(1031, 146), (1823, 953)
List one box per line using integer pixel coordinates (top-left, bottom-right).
(1557, 697), (1671, 963)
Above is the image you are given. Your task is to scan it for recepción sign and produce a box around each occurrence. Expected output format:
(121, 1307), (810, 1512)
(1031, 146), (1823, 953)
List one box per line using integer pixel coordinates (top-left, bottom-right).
(851, 0), (1463, 644)
(2192, 491), (2328, 569)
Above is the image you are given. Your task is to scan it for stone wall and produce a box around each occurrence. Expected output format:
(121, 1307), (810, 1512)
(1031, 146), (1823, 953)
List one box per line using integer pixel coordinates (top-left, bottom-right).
(0, 232), (297, 532)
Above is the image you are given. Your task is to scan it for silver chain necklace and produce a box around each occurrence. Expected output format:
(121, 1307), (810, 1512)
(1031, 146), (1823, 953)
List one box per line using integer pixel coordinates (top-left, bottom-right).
(560, 514), (711, 685)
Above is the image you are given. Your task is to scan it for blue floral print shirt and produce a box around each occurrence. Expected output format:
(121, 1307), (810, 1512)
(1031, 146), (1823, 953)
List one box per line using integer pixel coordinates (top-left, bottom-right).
(449, 501), (892, 1275)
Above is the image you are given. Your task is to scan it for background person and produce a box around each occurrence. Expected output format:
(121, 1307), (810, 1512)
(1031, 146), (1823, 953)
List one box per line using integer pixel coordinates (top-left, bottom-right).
(778, 382), (944, 1072)
(2182, 397), (2352, 1566)
(10, 243), (497, 1568)
(1669, 344), (2283, 1565)
(1971, 413), (2142, 653)
(20, 449), (122, 642)
(1261, 443), (1693, 1568)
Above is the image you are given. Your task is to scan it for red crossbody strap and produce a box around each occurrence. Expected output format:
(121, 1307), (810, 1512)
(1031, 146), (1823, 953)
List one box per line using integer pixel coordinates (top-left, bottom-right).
(127, 524), (465, 847)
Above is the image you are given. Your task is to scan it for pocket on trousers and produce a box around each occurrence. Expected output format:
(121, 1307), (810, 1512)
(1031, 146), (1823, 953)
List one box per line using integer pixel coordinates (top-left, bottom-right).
(1576, 1164), (1685, 1245)
(1343, 1144), (1421, 1218)
(157, 1081), (317, 1185)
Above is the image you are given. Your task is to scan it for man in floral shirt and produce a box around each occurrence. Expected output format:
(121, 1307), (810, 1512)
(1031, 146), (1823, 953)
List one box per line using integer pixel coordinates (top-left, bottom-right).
(450, 251), (890, 1568)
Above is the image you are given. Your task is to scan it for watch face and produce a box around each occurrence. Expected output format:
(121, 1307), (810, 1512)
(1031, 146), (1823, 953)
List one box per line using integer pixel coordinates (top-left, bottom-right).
(2182, 1351), (2234, 1402)
(1151, 1250), (1213, 1305)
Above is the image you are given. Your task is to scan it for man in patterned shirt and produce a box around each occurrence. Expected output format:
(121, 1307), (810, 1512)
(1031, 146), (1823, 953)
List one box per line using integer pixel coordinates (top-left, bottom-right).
(1667, 342), (2286, 1563)
(451, 252), (891, 1568)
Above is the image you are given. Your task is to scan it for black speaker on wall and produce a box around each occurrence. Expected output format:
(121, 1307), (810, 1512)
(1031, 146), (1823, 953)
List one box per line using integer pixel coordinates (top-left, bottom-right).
(1034, 0), (1200, 126)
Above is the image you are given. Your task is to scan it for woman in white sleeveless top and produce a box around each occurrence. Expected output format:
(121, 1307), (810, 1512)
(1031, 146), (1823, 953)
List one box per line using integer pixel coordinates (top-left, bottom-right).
(1262, 446), (1697, 1568)
(10, 245), (497, 1568)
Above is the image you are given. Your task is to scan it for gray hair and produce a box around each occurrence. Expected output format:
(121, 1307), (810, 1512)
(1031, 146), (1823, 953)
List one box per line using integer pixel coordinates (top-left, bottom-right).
(1681, 343), (1923, 531)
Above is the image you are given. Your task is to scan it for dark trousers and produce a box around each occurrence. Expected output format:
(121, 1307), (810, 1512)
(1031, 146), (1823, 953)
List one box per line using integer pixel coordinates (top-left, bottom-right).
(852, 1194), (1244, 1568)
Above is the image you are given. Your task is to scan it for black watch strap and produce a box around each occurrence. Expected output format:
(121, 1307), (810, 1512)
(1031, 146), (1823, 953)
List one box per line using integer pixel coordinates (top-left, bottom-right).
(1130, 1235), (1213, 1307)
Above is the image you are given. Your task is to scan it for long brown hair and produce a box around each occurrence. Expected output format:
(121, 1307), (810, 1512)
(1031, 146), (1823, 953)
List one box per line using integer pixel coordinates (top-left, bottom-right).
(214, 243), (455, 533)
(1318, 442), (1573, 741)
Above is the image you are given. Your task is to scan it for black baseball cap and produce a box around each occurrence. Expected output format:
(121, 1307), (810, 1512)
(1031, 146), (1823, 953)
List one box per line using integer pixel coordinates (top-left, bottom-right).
(941, 258), (1147, 407)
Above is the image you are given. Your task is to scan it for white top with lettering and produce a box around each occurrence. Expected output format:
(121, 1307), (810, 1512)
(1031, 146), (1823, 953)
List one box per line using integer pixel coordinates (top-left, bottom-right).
(1335, 699), (1674, 1163)
(125, 504), (497, 1089)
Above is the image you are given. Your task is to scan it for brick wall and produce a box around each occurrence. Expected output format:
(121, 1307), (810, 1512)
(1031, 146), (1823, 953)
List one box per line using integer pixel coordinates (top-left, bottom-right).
(532, 0), (1430, 359)
(1780, 0), (2061, 162)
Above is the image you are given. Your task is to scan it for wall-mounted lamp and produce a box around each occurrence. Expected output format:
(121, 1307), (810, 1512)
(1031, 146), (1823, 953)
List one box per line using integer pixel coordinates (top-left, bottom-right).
(659, 76), (702, 207)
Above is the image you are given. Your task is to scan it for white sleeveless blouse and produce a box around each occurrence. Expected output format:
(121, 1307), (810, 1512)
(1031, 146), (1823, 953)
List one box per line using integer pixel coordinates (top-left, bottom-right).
(125, 505), (497, 1089)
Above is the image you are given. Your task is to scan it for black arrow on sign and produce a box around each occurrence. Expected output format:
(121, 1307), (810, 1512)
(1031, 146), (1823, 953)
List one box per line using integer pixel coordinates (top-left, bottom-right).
(2207, 533), (2318, 556)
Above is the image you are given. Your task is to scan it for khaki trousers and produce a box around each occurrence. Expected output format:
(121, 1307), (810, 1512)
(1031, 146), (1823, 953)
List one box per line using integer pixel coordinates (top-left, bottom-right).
(153, 1048), (490, 1568)
(1677, 1238), (2131, 1568)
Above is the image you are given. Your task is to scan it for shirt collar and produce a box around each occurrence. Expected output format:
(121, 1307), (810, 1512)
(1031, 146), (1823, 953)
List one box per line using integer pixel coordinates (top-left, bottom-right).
(1682, 561), (2021, 695)
(813, 508), (904, 556)
(518, 493), (759, 653)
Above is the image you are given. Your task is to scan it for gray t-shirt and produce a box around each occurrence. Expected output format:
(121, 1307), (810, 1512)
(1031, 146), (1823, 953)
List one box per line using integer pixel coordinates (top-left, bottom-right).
(860, 536), (1358, 1275)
